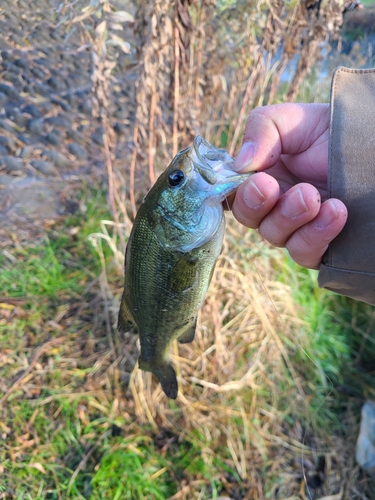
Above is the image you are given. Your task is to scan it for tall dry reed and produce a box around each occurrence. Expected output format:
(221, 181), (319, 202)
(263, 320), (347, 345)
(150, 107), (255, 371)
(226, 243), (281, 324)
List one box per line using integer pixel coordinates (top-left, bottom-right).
(85, 1), (357, 497)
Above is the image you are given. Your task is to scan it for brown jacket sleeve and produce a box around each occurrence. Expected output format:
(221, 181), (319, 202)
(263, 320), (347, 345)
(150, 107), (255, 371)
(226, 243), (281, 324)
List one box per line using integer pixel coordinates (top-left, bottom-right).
(318, 67), (375, 305)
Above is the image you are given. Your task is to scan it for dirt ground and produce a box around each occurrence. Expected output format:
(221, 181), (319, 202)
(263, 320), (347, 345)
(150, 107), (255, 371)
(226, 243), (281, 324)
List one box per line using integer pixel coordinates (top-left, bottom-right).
(0, 0), (135, 240)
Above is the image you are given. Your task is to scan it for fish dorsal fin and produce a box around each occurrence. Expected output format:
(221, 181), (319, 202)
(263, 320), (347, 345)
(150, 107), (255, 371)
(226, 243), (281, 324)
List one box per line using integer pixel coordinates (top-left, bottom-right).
(118, 293), (136, 333)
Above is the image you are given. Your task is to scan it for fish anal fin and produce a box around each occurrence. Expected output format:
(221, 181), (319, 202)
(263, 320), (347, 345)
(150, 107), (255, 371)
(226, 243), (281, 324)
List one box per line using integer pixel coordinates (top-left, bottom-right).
(139, 358), (178, 399)
(118, 293), (136, 333)
(178, 317), (197, 344)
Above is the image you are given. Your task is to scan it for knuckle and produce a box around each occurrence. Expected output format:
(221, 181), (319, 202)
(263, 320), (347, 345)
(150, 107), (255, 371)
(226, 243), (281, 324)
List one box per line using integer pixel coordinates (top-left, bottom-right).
(258, 224), (286, 248)
(233, 208), (259, 230)
(285, 228), (327, 264)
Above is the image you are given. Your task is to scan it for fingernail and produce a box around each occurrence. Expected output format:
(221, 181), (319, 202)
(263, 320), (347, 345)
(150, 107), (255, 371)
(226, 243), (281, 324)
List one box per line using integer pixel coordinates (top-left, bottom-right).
(282, 188), (308, 218)
(313, 200), (338, 228)
(233, 141), (256, 171)
(243, 179), (266, 209)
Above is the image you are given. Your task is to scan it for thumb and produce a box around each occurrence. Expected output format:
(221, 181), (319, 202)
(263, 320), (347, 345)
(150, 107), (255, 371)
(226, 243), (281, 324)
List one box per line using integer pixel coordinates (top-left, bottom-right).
(233, 108), (281, 172)
(232, 103), (329, 173)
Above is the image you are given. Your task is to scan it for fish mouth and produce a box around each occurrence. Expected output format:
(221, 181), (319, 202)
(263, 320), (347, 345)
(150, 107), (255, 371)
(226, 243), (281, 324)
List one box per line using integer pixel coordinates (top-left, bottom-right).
(190, 136), (249, 200)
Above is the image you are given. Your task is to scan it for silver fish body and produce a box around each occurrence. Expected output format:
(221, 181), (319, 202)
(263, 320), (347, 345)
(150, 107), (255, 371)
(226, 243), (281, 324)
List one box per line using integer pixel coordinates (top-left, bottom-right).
(118, 136), (249, 398)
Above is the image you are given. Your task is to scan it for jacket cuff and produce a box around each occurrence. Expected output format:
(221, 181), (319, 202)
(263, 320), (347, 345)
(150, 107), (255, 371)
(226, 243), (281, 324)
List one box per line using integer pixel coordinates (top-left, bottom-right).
(318, 67), (375, 306)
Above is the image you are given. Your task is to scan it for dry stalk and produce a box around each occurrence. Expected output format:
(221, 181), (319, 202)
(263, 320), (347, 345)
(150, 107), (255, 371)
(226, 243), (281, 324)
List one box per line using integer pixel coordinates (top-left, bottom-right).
(287, 1), (343, 100)
(148, 90), (157, 184)
(228, 51), (261, 156)
(68, 3), (354, 494)
(133, 0), (174, 183)
(129, 120), (138, 219)
(173, 21), (180, 157)
(0, 337), (66, 406)
(194, 2), (204, 110)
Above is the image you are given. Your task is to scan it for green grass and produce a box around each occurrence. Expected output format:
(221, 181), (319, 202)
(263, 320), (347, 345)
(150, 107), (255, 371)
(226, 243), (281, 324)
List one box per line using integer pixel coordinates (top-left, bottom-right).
(0, 186), (239, 499)
(1, 184), (375, 498)
(279, 256), (352, 383)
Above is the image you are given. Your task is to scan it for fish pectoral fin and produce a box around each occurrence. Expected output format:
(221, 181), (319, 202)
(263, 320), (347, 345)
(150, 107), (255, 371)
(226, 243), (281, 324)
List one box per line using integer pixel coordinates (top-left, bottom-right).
(118, 293), (136, 333)
(169, 253), (198, 293)
(139, 359), (178, 399)
(177, 317), (197, 344)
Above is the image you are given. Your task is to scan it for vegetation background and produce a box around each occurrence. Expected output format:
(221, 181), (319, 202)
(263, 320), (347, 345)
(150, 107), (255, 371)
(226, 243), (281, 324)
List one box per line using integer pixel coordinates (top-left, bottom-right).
(1, 0), (375, 498)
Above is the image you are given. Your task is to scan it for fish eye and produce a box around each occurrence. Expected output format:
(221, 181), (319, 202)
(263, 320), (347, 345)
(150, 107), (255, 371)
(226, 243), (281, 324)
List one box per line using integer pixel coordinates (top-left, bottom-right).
(168, 169), (185, 187)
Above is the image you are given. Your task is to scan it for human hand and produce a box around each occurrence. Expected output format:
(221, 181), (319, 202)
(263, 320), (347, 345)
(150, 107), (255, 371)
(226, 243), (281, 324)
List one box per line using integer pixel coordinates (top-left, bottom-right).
(231, 103), (348, 269)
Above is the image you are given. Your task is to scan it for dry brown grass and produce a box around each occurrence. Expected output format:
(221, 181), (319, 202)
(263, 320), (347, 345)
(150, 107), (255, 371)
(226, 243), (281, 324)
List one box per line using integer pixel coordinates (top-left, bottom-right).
(122, 0), (345, 205)
(82, 2), (372, 496)
(100, 217), (351, 498)
(2, 1), (374, 497)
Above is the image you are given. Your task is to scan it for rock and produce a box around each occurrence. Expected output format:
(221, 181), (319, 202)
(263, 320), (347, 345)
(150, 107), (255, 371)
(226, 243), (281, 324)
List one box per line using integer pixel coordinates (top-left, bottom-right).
(51, 98), (71, 112)
(66, 128), (85, 145)
(44, 116), (71, 129)
(45, 129), (62, 146)
(0, 92), (8, 107)
(78, 101), (92, 115)
(31, 66), (45, 79)
(0, 174), (20, 187)
(356, 400), (375, 478)
(18, 146), (34, 159)
(39, 101), (53, 114)
(23, 84), (35, 96)
(10, 34), (27, 47)
(27, 118), (45, 135)
(66, 73), (87, 88)
(68, 143), (87, 159)
(3, 72), (20, 85)
(50, 29), (62, 41)
(47, 76), (66, 91)
(3, 156), (24, 173)
(14, 58), (29, 69)
(56, 112), (73, 123)
(34, 58), (50, 67)
(22, 104), (42, 118)
(11, 184), (62, 219)
(0, 135), (16, 153)
(1, 50), (11, 60)
(0, 83), (20, 100)
(5, 107), (27, 126)
(17, 133), (37, 145)
(63, 93), (76, 106)
(34, 83), (51, 97)
(114, 122), (127, 136)
(91, 131), (104, 146)
(30, 160), (57, 176)
(42, 150), (70, 169)
(3, 61), (21, 74)
(0, 119), (15, 133)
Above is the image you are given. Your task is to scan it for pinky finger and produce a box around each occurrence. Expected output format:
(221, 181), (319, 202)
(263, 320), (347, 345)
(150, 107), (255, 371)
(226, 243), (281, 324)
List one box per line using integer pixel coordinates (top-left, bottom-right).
(285, 199), (348, 269)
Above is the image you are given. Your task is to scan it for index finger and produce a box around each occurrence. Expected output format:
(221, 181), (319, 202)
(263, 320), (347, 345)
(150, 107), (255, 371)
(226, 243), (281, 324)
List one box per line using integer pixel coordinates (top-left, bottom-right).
(232, 103), (330, 173)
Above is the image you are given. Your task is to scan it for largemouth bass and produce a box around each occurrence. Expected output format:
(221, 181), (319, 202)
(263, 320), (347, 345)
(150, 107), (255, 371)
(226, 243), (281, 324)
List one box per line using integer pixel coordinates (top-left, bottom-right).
(118, 136), (249, 399)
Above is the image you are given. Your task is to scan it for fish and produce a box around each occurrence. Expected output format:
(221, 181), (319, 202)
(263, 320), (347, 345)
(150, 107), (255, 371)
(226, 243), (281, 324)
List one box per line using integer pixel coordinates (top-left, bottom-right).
(118, 136), (249, 399)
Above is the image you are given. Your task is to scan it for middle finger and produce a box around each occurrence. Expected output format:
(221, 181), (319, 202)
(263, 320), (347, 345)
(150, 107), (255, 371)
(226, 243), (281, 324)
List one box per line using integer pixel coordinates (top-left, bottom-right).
(259, 183), (321, 247)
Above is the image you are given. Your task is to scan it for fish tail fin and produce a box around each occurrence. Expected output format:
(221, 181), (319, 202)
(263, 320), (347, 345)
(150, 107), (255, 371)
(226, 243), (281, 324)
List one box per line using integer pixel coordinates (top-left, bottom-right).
(139, 358), (178, 399)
